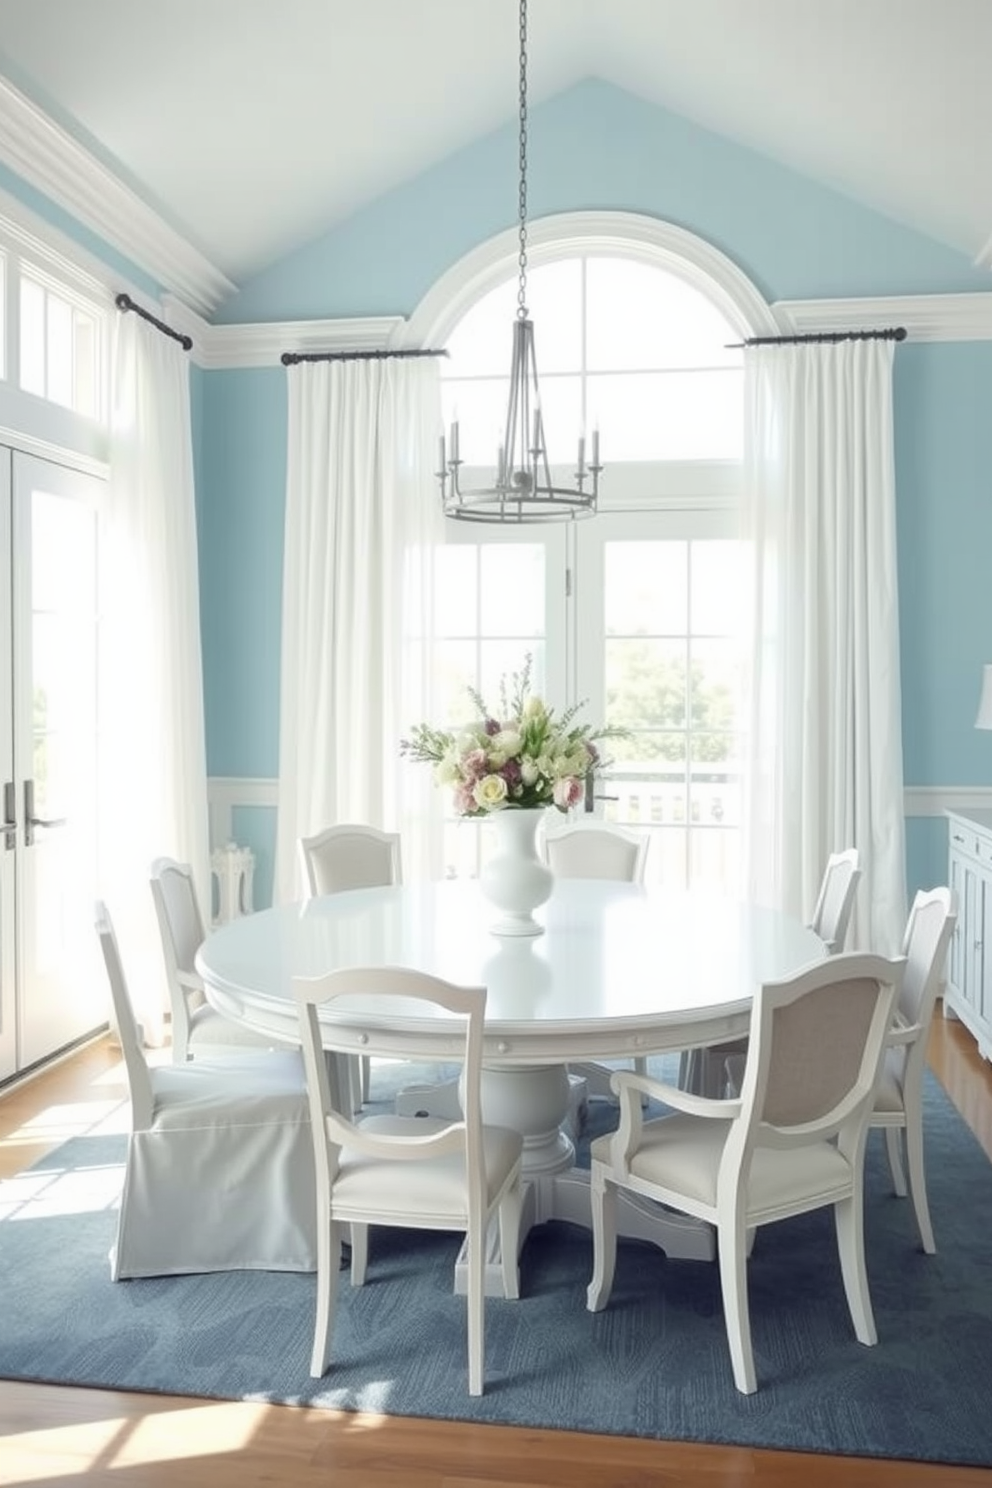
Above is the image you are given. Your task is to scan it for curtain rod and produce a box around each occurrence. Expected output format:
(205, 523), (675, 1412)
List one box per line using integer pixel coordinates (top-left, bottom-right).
(114, 292), (192, 351)
(280, 347), (447, 366)
(730, 326), (907, 348)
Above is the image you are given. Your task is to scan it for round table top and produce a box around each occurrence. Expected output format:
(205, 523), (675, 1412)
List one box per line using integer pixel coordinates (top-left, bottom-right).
(195, 880), (827, 1065)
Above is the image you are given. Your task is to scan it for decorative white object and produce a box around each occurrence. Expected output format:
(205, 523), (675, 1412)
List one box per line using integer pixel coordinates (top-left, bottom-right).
(479, 808), (553, 937)
(975, 664), (992, 730)
(210, 842), (254, 926)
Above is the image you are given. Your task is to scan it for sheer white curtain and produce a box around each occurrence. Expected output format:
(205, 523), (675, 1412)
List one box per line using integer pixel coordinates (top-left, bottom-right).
(100, 310), (211, 1038)
(741, 338), (906, 953)
(275, 355), (444, 903)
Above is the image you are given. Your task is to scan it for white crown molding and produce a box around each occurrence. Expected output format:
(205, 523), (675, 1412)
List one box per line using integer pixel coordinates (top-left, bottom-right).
(403, 210), (781, 348)
(162, 296), (405, 369)
(774, 292), (992, 342)
(0, 77), (235, 316)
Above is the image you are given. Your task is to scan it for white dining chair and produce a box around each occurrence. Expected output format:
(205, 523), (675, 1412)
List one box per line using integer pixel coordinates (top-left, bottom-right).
(587, 950), (903, 1394)
(680, 846), (862, 1097)
(297, 823), (404, 1109)
(96, 900), (317, 1279)
(543, 823), (651, 1113)
(298, 823), (403, 897)
(869, 885), (956, 1253)
(150, 855), (278, 1063)
(294, 965), (523, 1396)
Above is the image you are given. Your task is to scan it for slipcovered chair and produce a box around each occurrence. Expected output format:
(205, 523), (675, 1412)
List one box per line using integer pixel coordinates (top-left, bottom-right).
(150, 855), (276, 1063)
(298, 823), (404, 1109)
(681, 847), (862, 1097)
(543, 823), (651, 1107)
(294, 966), (523, 1396)
(868, 885), (956, 1253)
(587, 950), (903, 1394)
(95, 901), (316, 1280)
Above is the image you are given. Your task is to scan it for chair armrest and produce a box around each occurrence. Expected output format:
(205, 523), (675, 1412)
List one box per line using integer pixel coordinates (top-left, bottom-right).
(609, 1069), (742, 1119)
(886, 1017), (923, 1048)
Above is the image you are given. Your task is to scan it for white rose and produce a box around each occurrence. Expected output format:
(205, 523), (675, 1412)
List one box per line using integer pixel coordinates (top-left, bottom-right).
(493, 728), (522, 757)
(434, 756), (461, 787)
(520, 758), (541, 786)
(473, 774), (509, 810)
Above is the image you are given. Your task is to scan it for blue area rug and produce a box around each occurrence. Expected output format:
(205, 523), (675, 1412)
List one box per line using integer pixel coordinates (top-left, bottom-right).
(2, 1068), (992, 1467)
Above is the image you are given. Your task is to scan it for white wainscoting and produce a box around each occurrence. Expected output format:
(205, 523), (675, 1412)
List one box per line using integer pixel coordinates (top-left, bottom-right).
(208, 776), (279, 851)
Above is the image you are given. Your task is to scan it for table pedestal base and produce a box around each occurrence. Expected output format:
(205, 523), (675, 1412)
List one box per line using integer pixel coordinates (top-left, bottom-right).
(395, 1061), (716, 1297)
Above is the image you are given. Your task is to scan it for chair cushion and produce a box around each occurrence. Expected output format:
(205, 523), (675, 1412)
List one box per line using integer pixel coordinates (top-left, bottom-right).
(150, 1050), (310, 1130)
(330, 1114), (522, 1222)
(592, 1112), (855, 1215)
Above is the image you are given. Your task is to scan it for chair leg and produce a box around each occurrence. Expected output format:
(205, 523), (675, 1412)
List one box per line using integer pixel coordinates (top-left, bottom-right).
(834, 1192), (876, 1346)
(586, 1165), (618, 1312)
(467, 1222), (485, 1396)
(884, 1125), (908, 1196)
(903, 1113), (936, 1254)
(350, 1222), (370, 1285)
(497, 1183), (522, 1300)
(717, 1215), (756, 1394)
(310, 1219), (343, 1377)
(360, 1054), (371, 1104)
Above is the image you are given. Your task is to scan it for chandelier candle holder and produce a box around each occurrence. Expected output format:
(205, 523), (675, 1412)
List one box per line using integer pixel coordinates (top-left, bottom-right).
(400, 655), (627, 935)
(439, 0), (602, 525)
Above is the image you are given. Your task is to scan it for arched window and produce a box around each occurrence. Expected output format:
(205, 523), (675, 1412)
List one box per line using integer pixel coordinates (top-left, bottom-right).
(407, 213), (774, 891)
(442, 254), (743, 466)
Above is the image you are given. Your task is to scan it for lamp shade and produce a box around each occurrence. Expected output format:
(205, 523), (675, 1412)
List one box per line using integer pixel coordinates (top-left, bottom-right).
(976, 665), (992, 730)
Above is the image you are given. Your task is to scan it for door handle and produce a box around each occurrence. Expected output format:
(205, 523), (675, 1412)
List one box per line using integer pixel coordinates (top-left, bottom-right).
(23, 779), (66, 847)
(2, 781), (15, 851)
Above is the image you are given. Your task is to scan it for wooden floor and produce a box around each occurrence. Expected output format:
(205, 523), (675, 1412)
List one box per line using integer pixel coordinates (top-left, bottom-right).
(2, 1013), (991, 1488)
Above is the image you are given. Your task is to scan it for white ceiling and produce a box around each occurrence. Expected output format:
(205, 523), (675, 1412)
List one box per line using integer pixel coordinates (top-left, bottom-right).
(0, 0), (988, 290)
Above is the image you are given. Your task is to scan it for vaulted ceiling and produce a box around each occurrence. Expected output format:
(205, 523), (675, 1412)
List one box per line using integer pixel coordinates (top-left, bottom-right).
(0, 0), (988, 293)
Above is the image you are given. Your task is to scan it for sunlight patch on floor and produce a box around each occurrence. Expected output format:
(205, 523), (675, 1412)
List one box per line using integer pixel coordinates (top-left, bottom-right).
(4, 1400), (265, 1477)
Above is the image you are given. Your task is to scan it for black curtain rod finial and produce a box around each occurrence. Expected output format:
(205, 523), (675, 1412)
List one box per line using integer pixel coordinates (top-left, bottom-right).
(115, 291), (193, 352)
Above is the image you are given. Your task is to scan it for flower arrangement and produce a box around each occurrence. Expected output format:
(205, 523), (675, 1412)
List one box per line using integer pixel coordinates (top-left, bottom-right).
(400, 655), (627, 817)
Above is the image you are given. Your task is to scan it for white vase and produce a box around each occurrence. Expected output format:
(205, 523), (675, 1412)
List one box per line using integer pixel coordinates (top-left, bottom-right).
(479, 808), (553, 937)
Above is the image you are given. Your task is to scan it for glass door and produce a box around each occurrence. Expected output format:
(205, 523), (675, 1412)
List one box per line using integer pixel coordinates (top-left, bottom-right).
(0, 449), (106, 1081)
(574, 510), (744, 894)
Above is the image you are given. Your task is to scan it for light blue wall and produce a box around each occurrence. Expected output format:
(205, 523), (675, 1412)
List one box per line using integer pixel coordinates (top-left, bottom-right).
(217, 79), (990, 326)
(198, 367), (287, 778)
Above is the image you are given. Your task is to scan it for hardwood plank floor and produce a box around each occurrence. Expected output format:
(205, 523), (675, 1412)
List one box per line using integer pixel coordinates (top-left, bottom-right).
(2, 1013), (991, 1488)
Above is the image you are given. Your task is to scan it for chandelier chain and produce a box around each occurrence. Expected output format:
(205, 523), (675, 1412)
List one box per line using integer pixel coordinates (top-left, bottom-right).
(517, 0), (528, 320)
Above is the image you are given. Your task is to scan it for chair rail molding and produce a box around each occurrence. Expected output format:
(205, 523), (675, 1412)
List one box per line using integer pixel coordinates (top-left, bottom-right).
(207, 776), (278, 850)
(207, 777), (991, 849)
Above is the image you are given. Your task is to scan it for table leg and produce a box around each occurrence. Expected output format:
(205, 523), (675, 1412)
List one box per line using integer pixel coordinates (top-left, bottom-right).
(446, 1063), (715, 1297)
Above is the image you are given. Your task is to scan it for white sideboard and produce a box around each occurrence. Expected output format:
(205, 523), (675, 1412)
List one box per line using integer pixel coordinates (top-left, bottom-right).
(945, 808), (992, 1062)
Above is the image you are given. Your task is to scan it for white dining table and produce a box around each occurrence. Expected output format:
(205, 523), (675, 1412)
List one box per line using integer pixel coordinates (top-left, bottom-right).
(196, 878), (826, 1294)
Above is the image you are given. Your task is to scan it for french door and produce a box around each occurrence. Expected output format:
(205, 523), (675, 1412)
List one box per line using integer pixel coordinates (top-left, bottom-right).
(0, 449), (106, 1082)
(438, 507), (742, 893)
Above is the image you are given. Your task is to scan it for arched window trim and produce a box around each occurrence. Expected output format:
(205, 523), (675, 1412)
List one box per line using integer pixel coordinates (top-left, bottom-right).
(402, 210), (779, 349)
